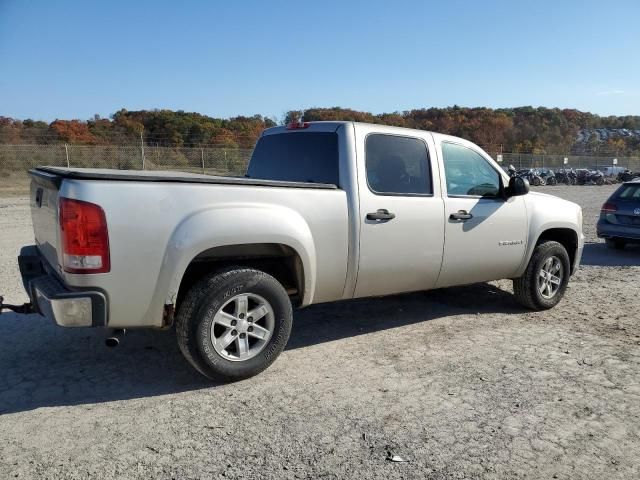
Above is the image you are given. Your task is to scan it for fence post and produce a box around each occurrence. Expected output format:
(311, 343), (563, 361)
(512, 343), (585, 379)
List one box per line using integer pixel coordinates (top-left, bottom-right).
(65, 144), (70, 167)
(140, 131), (145, 170)
(201, 148), (205, 174)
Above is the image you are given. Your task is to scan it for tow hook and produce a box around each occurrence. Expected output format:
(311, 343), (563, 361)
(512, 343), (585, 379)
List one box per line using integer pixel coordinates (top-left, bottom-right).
(0, 296), (35, 315)
(105, 328), (126, 347)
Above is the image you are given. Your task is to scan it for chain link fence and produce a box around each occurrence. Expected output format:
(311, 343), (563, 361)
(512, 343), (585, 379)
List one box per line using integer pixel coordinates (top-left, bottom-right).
(2, 144), (640, 195)
(0, 144), (253, 193)
(487, 152), (640, 172)
(0, 144), (253, 174)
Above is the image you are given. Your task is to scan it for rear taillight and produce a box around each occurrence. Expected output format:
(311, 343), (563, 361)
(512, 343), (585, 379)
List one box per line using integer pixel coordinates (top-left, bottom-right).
(601, 202), (618, 213)
(59, 198), (110, 273)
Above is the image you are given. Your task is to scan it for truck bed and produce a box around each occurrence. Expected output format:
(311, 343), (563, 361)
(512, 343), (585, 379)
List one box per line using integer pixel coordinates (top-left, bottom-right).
(31, 167), (338, 190)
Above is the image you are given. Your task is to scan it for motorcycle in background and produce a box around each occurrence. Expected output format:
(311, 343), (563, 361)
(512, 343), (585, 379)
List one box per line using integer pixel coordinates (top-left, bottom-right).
(576, 169), (605, 185)
(539, 168), (557, 185)
(518, 168), (545, 186)
(555, 168), (577, 185)
(618, 169), (640, 182)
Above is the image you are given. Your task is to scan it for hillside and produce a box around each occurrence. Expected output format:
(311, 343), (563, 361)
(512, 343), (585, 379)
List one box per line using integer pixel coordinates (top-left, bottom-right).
(2, 106), (640, 155)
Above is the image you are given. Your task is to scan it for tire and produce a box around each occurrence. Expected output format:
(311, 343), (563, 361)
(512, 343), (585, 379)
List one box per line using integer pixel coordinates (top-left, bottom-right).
(548, 177), (557, 186)
(596, 177), (605, 186)
(513, 240), (571, 310)
(532, 176), (541, 186)
(175, 268), (293, 381)
(606, 239), (626, 250)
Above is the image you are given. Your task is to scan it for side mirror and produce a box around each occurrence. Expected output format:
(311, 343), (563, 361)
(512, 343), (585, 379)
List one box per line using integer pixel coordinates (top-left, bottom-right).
(505, 176), (530, 198)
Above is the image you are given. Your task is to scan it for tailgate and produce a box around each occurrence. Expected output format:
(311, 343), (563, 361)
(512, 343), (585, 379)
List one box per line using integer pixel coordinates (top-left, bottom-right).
(29, 169), (62, 270)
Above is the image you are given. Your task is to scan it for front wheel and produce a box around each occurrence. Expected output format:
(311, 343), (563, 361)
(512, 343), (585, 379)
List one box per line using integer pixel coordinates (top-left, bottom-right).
(175, 268), (293, 380)
(513, 240), (570, 310)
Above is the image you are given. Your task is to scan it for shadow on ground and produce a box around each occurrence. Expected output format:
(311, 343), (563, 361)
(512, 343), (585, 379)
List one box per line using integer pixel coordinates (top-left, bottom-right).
(0, 282), (521, 415)
(581, 242), (640, 267)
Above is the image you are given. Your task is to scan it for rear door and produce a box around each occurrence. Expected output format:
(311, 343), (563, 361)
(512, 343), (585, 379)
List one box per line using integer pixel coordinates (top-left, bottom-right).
(353, 127), (445, 297)
(435, 140), (527, 288)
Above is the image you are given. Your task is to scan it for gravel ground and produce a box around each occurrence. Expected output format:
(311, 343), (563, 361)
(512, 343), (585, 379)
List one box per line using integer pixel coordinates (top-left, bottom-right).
(1, 185), (639, 480)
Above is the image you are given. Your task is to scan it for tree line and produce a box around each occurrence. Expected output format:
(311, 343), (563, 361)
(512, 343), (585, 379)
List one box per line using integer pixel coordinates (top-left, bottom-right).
(0, 110), (276, 149)
(1, 106), (640, 155)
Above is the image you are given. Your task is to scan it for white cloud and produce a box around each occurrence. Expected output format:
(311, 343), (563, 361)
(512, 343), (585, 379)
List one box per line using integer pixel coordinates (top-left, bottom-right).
(597, 89), (626, 96)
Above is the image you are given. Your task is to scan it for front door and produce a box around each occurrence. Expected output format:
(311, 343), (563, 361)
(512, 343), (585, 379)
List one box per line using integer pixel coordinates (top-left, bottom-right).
(436, 141), (527, 288)
(354, 131), (445, 298)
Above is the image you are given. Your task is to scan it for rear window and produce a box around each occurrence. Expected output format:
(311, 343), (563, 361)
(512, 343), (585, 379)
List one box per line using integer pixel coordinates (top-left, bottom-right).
(247, 132), (339, 185)
(616, 184), (640, 200)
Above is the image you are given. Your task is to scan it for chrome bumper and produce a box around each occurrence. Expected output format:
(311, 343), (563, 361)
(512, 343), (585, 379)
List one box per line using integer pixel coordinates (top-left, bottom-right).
(19, 246), (107, 327)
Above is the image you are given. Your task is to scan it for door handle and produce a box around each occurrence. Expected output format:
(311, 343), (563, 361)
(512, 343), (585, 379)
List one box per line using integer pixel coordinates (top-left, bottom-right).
(449, 210), (473, 220)
(366, 209), (396, 221)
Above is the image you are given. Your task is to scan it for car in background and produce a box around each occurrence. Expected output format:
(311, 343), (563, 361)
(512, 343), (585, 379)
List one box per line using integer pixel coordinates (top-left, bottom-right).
(597, 179), (640, 249)
(599, 166), (626, 177)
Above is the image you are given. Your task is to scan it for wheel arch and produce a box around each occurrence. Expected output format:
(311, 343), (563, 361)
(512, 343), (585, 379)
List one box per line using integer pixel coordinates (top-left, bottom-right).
(152, 205), (317, 328)
(531, 227), (579, 274)
(175, 242), (307, 311)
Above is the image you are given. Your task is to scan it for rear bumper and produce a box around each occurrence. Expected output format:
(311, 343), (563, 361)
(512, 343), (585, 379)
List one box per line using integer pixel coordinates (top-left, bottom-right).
(19, 245), (107, 327)
(597, 220), (640, 243)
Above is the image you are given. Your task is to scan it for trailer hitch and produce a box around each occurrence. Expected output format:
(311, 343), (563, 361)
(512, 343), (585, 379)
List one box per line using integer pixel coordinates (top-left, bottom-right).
(0, 296), (36, 315)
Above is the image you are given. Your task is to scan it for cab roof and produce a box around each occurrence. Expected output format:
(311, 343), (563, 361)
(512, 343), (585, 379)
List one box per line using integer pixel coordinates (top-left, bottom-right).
(262, 121), (475, 148)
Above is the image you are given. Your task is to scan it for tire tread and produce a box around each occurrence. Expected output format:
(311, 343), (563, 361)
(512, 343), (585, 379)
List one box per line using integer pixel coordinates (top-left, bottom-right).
(513, 240), (569, 311)
(175, 267), (291, 380)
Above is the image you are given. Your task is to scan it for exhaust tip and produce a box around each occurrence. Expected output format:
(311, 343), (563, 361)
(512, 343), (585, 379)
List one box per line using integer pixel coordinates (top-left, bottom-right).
(105, 329), (125, 348)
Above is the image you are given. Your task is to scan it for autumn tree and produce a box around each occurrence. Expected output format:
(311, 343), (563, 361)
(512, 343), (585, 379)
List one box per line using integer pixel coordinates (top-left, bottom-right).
(49, 120), (97, 144)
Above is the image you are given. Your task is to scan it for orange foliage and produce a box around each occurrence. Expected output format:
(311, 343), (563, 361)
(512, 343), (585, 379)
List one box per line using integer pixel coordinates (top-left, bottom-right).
(50, 120), (97, 144)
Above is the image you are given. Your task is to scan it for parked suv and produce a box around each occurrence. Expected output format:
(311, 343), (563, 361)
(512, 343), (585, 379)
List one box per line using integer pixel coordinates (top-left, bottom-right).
(597, 179), (640, 249)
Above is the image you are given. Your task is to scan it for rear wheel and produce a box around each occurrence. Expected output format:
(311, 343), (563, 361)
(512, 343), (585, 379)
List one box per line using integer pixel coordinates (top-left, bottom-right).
(175, 268), (293, 380)
(513, 240), (570, 310)
(606, 239), (626, 250)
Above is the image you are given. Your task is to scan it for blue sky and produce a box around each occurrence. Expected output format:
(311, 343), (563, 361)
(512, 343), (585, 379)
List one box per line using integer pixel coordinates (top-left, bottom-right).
(1, 0), (639, 121)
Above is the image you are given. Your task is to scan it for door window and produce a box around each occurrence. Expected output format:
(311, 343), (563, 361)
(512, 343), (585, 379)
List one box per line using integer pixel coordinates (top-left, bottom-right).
(365, 134), (432, 195)
(442, 142), (500, 197)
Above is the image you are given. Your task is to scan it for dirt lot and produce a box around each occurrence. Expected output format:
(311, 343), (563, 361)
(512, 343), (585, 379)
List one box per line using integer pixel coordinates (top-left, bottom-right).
(1, 185), (639, 480)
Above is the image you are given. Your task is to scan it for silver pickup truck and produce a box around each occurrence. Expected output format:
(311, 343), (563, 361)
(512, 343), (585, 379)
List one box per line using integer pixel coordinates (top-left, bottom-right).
(8, 121), (584, 380)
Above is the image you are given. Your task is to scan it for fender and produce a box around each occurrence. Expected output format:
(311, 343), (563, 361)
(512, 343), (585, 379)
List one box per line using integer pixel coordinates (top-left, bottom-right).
(515, 193), (583, 277)
(142, 203), (317, 327)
